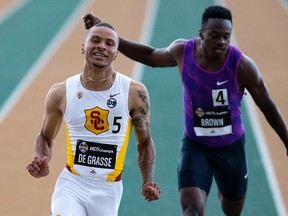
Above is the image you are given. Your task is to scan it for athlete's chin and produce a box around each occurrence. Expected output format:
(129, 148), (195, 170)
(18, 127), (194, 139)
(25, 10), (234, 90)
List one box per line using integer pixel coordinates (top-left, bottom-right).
(212, 51), (226, 59)
(92, 63), (106, 68)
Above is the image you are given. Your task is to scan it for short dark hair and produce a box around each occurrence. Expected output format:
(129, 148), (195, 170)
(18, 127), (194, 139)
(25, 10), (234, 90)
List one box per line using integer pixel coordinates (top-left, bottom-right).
(201, 5), (232, 28)
(95, 22), (116, 31)
(84, 22), (119, 45)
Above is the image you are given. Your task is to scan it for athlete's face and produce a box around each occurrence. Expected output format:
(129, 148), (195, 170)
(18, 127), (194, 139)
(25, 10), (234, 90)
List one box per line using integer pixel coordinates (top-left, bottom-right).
(200, 18), (232, 59)
(82, 26), (119, 68)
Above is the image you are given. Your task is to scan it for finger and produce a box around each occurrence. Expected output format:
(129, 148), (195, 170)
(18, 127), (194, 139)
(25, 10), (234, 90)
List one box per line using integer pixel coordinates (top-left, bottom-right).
(84, 21), (93, 30)
(42, 156), (48, 163)
(26, 164), (34, 172)
(143, 188), (159, 201)
(31, 161), (40, 171)
(33, 156), (43, 164)
(31, 156), (46, 170)
(26, 164), (39, 176)
(150, 187), (160, 198)
(148, 185), (161, 199)
(145, 193), (158, 202)
(90, 11), (95, 16)
(82, 13), (92, 19)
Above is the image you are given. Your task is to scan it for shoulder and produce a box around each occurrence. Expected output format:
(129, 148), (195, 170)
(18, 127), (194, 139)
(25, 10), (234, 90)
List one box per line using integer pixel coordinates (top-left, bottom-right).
(116, 71), (131, 82)
(48, 81), (66, 98)
(238, 54), (262, 86)
(238, 54), (259, 75)
(168, 38), (188, 53)
(170, 38), (187, 46)
(129, 80), (148, 97)
(45, 81), (66, 113)
(168, 38), (189, 64)
(128, 80), (149, 112)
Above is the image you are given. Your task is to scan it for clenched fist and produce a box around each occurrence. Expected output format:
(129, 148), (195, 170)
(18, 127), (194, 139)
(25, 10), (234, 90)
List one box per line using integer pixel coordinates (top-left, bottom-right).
(141, 181), (161, 202)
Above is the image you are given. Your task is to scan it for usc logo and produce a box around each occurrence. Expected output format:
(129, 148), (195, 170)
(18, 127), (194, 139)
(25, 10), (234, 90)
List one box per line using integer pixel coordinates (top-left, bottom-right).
(84, 106), (109, 135)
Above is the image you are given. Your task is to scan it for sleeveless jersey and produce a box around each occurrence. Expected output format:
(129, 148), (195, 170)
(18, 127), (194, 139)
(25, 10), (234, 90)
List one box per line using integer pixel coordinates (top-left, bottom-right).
(182, 39), (245, 146)
(64, 72), (132, 181)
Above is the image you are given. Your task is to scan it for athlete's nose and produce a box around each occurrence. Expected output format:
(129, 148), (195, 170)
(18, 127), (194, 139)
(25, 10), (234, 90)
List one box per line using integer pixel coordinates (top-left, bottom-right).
(96, 42), (106, 51)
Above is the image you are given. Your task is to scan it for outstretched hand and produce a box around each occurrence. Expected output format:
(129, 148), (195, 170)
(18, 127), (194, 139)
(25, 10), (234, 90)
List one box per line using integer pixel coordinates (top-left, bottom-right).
(141, 182), (161, 202)
(26, 156), (49, 178)
(82, 12), (102, 30)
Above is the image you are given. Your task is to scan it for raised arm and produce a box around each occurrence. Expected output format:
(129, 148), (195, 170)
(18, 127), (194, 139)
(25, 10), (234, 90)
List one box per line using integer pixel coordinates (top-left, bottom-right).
(82, 12), (178, 67)
(26, 82), (65, 178)
(129, 80), (160, 201)
(238, 55), (288, 155)
(118, 37), (177, 67)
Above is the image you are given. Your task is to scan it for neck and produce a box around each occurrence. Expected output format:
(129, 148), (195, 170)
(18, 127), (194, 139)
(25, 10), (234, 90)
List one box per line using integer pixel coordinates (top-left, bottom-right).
(80, 71), (115, 90)
(82, 68), (114, 81)
(86, 73), (113, 82)
(196, 39), (227, 71)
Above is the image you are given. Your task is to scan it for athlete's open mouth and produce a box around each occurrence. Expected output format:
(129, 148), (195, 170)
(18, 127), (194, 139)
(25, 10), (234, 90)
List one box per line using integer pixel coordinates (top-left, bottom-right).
(92, 52), (107, 57)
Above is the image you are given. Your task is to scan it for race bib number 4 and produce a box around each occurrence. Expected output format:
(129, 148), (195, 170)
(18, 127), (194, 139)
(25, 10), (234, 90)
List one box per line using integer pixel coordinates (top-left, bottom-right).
(212, 89), (229, 106)
(74, 140), (117, 169)
(193, 107), (232, 136)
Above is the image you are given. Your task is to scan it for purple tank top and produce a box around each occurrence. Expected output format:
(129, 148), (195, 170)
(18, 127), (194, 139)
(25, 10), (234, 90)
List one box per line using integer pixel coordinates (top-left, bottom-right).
(182, 39), (245, 146)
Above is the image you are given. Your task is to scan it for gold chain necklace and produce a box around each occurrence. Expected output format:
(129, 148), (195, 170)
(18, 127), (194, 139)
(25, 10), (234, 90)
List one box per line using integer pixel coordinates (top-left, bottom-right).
(81, 73), (113, 83)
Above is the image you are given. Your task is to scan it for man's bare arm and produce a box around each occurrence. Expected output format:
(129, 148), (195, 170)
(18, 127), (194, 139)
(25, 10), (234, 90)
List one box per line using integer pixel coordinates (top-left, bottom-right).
(238, 55), (288, 154)
(26, 82), (65, 177)
(82, 12), (177, 67)
(129, 81), (160, 201)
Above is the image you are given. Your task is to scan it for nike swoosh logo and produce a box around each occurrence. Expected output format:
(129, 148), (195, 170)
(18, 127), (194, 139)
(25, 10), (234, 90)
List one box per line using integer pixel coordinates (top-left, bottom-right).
(244, 172), (249, 179)
(216, 80), (229, 86)
(110, 92), (120, 97)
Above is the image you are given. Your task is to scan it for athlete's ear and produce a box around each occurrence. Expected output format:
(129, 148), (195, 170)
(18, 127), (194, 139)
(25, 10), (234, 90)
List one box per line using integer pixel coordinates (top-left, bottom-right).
(81, 44), (85, 54)
(199, 30), (203, 39)
(114, 51), (118, 61)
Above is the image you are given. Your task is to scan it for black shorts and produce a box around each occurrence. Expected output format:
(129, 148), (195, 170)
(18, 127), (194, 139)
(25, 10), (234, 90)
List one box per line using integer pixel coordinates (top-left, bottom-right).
(177, 134), (248, 201)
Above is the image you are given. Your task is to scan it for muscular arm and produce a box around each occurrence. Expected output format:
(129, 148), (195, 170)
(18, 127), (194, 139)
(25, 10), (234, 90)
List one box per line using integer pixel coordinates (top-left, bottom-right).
(26, 82), (66, 177)
(82, 12), (181, 68)
(129, 81), (160, 201)
(238, 55), (288, 153)
(118, 37), (177, 67)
